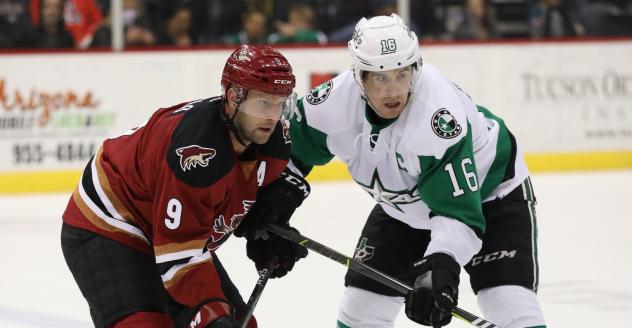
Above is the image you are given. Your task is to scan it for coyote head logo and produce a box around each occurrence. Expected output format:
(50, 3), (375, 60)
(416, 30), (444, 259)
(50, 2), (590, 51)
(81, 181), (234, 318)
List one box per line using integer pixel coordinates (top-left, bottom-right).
(208, 200), (255, 250)
(281, 120), (291, 144)
(176, 145), (216, 172)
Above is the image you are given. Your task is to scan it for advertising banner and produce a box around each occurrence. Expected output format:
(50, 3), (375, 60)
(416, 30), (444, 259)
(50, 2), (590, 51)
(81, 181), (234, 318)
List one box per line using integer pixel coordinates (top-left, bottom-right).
(1, 41), (631, 192)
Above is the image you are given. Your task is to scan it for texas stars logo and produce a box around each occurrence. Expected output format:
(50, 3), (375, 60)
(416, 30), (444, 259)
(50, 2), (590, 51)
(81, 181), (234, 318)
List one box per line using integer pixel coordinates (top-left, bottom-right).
(306, 80), (333, 105)
(431, 108), (462, 139)
(351, 29), (363, 45)
(356, 170), (420, 212)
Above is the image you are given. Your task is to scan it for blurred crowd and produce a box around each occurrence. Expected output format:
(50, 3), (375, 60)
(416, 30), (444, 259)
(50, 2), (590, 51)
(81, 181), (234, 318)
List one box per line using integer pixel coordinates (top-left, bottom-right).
(1, 0), (631, 50)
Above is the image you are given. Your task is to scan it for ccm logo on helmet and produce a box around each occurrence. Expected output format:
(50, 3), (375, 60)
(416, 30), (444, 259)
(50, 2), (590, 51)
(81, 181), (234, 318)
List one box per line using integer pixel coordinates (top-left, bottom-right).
(274, 79), (292, 84)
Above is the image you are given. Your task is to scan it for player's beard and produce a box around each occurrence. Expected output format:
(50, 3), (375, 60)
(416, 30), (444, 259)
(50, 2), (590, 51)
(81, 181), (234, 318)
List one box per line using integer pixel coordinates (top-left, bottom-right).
(233, 111), (276, 145)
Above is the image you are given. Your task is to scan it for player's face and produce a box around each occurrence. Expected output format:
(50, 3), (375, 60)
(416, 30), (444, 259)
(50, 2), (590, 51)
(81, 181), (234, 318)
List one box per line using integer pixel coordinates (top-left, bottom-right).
(363, 67), (413, 119)
(234, 90), (290, 144)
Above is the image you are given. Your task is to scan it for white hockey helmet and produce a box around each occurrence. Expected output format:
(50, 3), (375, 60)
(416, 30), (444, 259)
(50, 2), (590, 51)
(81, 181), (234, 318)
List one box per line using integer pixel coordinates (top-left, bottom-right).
(348, 14), (422, 94)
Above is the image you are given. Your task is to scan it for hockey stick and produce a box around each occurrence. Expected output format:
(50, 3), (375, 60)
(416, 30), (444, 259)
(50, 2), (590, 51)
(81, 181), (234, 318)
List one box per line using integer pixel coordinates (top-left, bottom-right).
(240, 268), (272, 328)
(266, 223), (500, 328)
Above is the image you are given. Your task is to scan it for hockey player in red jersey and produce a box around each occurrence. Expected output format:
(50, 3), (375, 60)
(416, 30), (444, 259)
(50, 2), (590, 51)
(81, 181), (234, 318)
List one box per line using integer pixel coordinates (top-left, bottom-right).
(60, 45), (309, 328)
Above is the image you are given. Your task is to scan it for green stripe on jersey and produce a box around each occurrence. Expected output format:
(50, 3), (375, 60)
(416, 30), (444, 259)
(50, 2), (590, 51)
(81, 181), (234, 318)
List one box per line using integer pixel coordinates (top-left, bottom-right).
(290, 99), (335, 166)
(417, 123), (485, 232)
(476, 105), (514, 198)
(336, 321), (352, 328)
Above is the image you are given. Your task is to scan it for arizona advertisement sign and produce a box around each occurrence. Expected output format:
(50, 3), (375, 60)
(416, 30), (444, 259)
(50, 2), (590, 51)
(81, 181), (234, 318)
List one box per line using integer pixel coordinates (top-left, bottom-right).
(0, 51), (226, 176)
(0, 76), (112, 170)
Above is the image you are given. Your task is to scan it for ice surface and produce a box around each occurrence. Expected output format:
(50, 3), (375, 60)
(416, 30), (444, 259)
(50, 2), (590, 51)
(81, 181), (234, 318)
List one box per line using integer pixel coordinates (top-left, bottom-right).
(1, 171), (631, 327)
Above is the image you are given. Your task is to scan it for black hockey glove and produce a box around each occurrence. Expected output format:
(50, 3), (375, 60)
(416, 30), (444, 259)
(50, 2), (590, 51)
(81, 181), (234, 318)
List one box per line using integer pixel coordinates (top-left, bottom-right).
(405, 253), (460, 327)
(245, 225), (308, 278)
(234, 168), (310, 239)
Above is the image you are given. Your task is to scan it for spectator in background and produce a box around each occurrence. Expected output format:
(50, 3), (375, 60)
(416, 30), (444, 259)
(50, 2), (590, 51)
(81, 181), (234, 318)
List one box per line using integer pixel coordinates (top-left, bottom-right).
(91, 0), (155, 47)
(244, 0), (291, 27)
(223, 10), (268, 45)
(454, 0), (496, 40)
(0, 0), (31, 47)
(24, 0), (73, 48)
(580, 0), (632, 36)
(64, 0), (102, 48)
(155, 3), (193, 47)
(184, 0), (296, 44)
(328, 0), (422, 43)
(30, 0), (103, 48)
(171, 0), (246, 44)
(371, 0), (396, 16)
(268, 3), (327, 44)
(411, 0), (441, 40)
(530, 0), (584, 38)
(311, 0), (371, 36)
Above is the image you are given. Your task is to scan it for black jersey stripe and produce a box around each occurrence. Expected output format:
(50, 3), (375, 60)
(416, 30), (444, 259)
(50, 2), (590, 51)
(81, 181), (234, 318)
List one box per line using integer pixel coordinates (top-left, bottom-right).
(81, 157), (114, 219)
(502, 130), (517, 182)
(157, 257), (191, 276)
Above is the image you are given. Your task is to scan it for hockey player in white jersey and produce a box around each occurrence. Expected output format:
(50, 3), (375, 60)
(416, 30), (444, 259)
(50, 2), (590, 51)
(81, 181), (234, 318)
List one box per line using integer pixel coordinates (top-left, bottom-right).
(238, 14), (547, 328)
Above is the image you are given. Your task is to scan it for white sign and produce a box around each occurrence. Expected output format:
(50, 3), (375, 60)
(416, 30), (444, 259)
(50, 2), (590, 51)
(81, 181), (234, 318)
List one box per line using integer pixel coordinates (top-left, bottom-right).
(1, 42), (631, 175)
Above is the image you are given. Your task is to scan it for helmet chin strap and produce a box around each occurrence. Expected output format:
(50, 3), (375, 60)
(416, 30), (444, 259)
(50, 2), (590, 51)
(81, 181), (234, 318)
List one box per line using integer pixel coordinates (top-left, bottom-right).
(222, 85), (252, 148)
(222, 102), (250, 148)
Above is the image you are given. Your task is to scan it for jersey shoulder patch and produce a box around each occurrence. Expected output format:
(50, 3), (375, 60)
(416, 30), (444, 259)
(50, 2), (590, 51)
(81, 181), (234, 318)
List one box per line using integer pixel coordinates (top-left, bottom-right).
(404, 89), (470, 159)
(306, 80), (333, 105)
(430, 108), (463, 139)
(166, 97), (234, 187)
(298, 71), (365, 135)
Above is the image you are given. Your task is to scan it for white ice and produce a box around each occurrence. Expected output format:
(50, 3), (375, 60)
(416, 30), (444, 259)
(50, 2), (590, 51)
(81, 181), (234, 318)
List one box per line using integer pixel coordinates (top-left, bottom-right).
(1, 171), (631, 327)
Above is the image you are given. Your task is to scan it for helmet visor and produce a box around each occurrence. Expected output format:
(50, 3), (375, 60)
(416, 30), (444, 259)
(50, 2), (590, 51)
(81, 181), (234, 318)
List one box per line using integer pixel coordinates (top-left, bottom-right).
(238, 92), (297, 120)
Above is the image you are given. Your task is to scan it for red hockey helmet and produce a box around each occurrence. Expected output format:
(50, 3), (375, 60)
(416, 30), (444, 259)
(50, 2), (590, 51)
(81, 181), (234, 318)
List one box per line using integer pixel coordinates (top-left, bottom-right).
(221, 45), (296, 102)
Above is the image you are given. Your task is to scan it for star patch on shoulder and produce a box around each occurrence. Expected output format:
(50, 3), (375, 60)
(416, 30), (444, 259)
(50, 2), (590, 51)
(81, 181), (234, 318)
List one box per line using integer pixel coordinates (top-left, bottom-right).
(431, 108), (462, 139)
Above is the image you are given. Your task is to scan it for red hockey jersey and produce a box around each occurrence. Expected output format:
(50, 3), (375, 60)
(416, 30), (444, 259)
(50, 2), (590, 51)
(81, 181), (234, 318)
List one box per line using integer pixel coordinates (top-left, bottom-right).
(62, 97), (291, 308)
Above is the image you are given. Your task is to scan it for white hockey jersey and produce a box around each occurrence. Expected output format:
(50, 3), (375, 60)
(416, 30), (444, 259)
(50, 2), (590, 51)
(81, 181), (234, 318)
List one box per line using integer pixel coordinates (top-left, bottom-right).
(289, 63), (529, 237)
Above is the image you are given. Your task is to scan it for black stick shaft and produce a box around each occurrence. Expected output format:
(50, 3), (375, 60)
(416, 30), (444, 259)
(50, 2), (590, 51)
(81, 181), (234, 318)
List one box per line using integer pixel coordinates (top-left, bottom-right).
(240, 268), (272, 328)
(266, 223), (500, 328)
